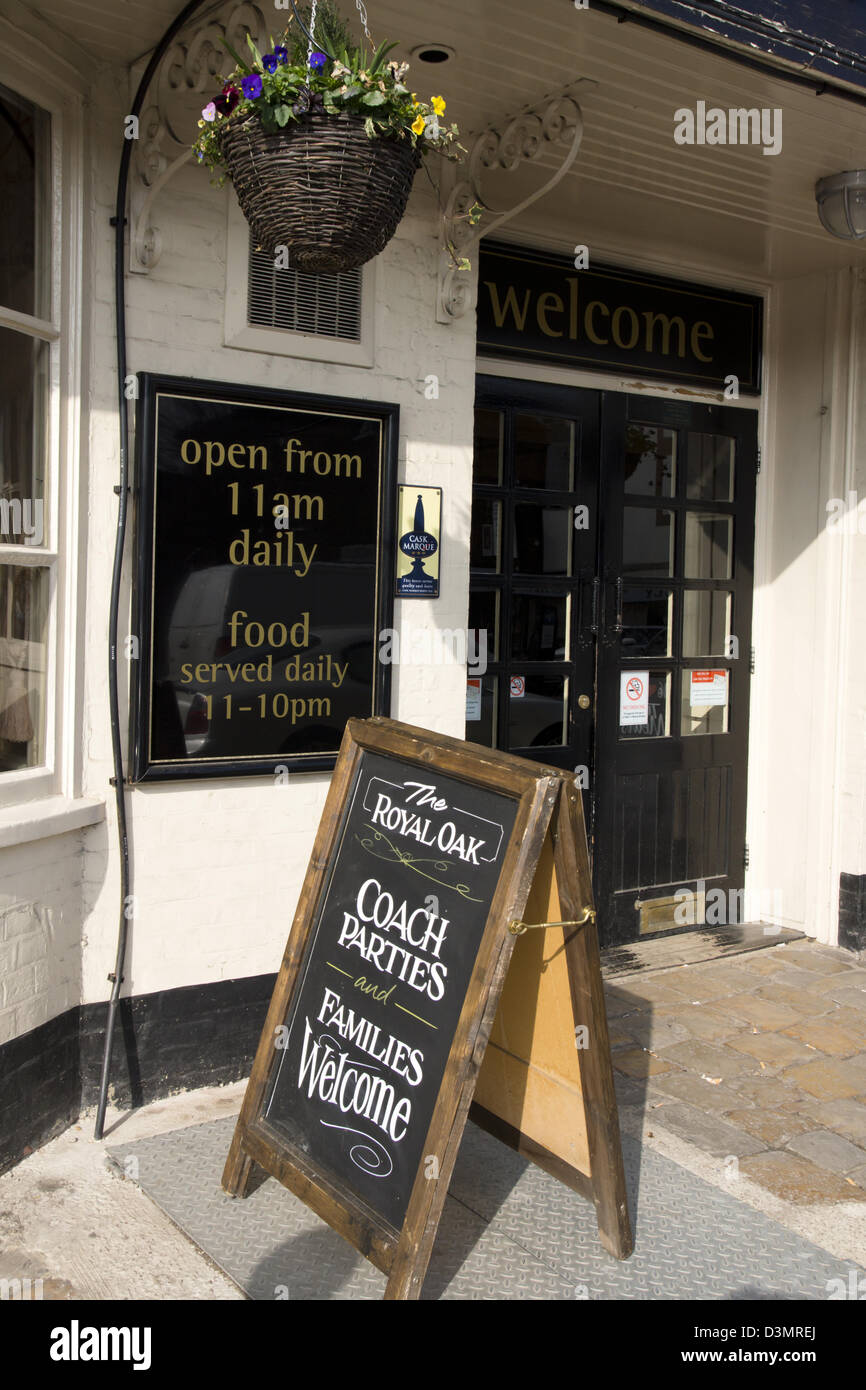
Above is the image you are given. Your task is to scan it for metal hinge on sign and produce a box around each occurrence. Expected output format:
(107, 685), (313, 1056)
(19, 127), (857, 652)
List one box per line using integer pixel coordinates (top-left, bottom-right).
(744, 842), (750, 869)
(756, 447), (761, 474)
(750, 646), (755, 674)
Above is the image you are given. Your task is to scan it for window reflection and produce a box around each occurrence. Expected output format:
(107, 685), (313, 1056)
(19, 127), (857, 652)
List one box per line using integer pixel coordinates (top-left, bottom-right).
(513, 504), (571, 575)
(514, 413), (574, 490)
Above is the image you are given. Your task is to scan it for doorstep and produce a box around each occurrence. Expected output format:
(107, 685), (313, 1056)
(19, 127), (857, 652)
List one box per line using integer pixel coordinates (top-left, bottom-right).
(601, 921), (806, 978)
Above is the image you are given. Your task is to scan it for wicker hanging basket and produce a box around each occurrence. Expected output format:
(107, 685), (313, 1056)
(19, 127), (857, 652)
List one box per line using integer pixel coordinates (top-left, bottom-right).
(219, 109), (422, 274)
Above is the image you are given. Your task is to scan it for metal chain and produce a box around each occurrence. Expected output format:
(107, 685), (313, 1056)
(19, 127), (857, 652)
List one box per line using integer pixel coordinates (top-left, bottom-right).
(308, 0), (318, 60)
(355, 0), (372, 44)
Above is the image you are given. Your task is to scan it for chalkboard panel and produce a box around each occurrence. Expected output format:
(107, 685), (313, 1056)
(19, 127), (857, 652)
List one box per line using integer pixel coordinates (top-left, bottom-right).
(224, 717), (564, 1296)
(262, 748), (518, 1230)
(131, 375), (397, 780)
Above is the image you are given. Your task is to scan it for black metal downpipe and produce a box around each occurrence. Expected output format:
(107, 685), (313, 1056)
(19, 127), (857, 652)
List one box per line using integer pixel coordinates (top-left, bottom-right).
(94, 0), (210, 1140)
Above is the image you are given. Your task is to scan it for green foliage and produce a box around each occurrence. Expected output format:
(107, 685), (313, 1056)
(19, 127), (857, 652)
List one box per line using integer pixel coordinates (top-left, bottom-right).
(192, 5), (462, 181)
(288, 0), (354, 63)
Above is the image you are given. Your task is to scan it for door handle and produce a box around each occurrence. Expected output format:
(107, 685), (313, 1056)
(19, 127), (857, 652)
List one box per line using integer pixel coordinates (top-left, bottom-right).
(589, 577), (600, 636)
(612, 577), (623, 636)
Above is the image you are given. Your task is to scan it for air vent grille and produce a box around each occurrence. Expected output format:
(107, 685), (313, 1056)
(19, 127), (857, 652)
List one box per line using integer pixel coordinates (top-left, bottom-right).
(247, 236), (362, 341)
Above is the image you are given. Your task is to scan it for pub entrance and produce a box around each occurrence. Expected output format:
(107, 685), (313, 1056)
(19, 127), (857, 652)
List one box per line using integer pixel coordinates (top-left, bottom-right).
(468, 375), (758, 948)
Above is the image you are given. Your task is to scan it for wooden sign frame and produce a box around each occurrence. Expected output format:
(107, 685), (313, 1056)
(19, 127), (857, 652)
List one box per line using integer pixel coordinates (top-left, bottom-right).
(223, 717), (631, 1298)
(471, 778), (633, 1262)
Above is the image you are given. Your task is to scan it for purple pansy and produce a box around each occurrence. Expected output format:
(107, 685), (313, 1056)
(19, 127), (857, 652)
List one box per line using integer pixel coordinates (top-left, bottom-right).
(263, 53), (278, 74)
(274, 46), (288, 64)
(241, 73), (263, 99)
(309, 51), (327, 71)
(201, 101), (216, 121)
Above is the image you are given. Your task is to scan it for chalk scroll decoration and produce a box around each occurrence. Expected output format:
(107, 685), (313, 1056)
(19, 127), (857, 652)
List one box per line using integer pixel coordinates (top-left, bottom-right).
(437, 86), (593, 324)
(129, 2), (271, 273)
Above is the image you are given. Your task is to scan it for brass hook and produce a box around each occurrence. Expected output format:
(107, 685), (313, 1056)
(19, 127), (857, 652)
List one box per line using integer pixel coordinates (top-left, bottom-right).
(508, 906), (596, 936)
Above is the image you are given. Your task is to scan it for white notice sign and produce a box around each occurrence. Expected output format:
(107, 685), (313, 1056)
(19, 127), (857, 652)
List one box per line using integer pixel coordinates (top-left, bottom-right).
(620, 671), (649, 726)
(689, 669), (728, 707)
(466, 678), (482, 721)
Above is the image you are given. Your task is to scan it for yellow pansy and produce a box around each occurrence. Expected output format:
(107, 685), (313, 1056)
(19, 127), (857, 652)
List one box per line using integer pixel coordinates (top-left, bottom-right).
(431, 95), (446, 116)
(411, 92), (420, 107)
(411, 114), (426, 136)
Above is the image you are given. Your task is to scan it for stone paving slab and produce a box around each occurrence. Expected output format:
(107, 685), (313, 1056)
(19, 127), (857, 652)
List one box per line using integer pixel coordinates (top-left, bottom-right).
(111, 1116), (866, 1301)
(787, 1131), (866, 1175)
(804, 1098), (866, 1146)
(648, 1103), (768, 1158)
(738, 1152), (866, 1205)
(782, 1019), (864, 1057)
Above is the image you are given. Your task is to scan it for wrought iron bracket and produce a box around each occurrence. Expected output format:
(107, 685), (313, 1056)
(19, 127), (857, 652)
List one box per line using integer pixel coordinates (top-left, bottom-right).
(436, 83), (594, 324)
(128, 1), (271, 273)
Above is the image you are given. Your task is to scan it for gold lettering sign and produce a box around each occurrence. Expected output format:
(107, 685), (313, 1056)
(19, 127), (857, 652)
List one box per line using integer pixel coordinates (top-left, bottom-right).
(477, 244), (762, 393)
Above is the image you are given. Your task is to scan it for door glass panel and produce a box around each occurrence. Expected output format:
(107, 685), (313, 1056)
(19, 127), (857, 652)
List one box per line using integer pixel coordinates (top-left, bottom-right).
(621, 586), (672, 657)
(0, 328), (48, 525)
(513, 504), (572, 575)
(508, 674), (568, 748)
(511, 594), (569, 661)
(0, 564), (49, 770)
(514, 413), (574, 490)
(624, 424), (676, 498)
(468, 589), (499, 662)
(466, 674), (497, 745)
(622, 507), (674, 576)
(470, 498), (501, 571)
(619, 669), (670, 739)
(681, 669), (729, 736)
(683, 590), (731, 656)
(684, 512), (732, 579)
(687, 433), (734, 502)
(473, 408), (504, 485)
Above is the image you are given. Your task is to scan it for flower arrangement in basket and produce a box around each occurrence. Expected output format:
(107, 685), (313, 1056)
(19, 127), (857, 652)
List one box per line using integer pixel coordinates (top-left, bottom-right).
(193, 0), (461, 274)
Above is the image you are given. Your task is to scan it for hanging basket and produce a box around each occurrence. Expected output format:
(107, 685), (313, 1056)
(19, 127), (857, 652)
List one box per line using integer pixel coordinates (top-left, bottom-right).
(219, 109), (422, 274)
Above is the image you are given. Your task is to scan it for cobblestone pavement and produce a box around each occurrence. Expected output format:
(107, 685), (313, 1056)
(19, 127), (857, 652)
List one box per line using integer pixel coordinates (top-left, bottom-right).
(607, 939), (866, 1209)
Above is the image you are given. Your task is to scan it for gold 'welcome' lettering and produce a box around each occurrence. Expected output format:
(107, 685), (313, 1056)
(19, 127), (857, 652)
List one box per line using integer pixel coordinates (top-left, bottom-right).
(484, 274), (717, 365)
(483, 282), (532, 331)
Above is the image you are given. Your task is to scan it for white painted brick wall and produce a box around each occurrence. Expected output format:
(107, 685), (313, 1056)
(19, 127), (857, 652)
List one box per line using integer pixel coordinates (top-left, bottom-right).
(0, 834), (84, 1046)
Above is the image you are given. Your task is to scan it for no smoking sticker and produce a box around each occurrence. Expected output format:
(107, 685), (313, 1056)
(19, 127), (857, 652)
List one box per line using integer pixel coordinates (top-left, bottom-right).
(620, 670), (649, 726)
(510, 675), (526, 699)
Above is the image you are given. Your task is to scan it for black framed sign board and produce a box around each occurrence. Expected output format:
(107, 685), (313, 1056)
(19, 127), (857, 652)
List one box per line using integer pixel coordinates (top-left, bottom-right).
(477, 241), (763, 393)
(224, 718), (632, 1300)
(131, 375), (398, 780)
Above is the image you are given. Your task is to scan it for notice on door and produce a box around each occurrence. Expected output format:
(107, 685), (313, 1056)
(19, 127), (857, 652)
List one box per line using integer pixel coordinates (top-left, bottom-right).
(689, 669), (728, 707)
(620, 671), (649, 726)
(466, 678), (481, 722)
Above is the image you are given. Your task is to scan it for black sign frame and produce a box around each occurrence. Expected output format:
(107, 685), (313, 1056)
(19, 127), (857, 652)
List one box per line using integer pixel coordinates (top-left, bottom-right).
(222, 717), (564, 1299)
(130, 374), (398, 782)
(477, 240), (763, 394)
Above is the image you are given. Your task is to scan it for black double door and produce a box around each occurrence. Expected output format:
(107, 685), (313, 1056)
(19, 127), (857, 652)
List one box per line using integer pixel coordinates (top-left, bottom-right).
(469, 375), (757, 948)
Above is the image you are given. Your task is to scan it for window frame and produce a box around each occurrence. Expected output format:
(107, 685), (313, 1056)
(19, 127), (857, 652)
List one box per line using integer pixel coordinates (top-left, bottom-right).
(0, 46), (85, 807)
(223, 191), (376, 367)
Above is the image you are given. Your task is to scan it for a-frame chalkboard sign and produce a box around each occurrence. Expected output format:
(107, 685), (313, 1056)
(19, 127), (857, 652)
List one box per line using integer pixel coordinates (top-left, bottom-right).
(223, 718), (632, 1298)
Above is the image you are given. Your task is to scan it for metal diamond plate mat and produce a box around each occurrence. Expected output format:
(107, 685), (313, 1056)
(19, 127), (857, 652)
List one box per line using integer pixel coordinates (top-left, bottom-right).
(108, 1118), (864, 1300)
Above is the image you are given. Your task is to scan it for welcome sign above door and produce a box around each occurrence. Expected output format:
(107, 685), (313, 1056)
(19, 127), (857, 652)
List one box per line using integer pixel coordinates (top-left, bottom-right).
(477, 242), (762, 393)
